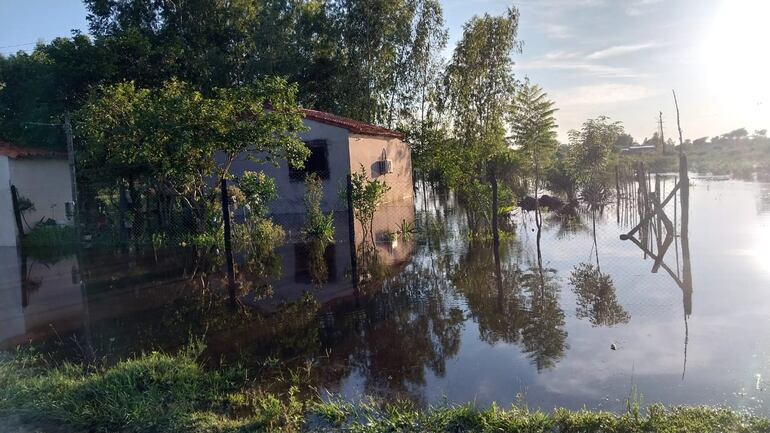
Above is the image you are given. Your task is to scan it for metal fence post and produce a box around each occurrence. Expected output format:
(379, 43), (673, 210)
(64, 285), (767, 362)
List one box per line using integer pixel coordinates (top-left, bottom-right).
(221, 177), (237, 307)
(10, 185), (24, 238)
(346, 174), (358, 287)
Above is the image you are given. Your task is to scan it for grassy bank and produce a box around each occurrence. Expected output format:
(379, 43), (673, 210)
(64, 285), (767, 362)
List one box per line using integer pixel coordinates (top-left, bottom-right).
(1, 347), (768, 433)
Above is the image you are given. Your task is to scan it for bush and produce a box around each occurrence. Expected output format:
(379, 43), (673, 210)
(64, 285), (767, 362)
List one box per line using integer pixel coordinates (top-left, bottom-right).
(302, 173), (334, 244)
(21, 223), (78, 262)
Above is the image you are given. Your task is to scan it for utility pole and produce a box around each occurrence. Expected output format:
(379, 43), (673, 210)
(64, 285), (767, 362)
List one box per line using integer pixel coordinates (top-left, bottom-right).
(658, 111), (666, 155)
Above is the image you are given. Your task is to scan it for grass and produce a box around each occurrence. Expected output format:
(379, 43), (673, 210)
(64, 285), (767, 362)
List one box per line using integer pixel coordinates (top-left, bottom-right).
(2, 346), (769, 433)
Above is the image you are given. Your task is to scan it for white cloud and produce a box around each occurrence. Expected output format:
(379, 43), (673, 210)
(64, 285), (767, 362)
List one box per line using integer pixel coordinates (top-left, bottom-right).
(541, 23), (573, 39)
(554, 84), (658, 107)
(517, 52), (645, 79)
(586, 42), (660, 60)
(625, 0), (665, 16)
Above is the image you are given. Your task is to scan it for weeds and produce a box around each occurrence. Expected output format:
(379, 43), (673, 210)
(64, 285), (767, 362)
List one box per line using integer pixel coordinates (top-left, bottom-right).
(1, 346), (769, 433)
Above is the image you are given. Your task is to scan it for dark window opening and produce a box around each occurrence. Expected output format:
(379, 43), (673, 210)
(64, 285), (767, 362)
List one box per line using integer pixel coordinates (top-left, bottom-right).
(290, 140), (329, 181)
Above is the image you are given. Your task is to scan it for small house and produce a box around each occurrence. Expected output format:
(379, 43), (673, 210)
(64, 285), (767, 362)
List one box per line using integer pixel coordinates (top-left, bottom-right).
(0, 142), (74, 247)
(228, 109), (414, 215)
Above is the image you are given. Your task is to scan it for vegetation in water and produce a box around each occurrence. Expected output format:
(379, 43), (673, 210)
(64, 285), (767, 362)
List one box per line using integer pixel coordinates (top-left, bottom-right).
(348, 165), (391, 245)
(1, 346), (768, 433)
(302, 173), (334, 244)
(21, 223), (78, 262)
(233, 171), (284, 287)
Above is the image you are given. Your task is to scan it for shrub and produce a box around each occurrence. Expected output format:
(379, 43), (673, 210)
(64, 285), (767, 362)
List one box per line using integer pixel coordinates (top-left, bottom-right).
(21, 223), (78, 262)
(302, 173), (334, 244)
(348, 165), (390, 245)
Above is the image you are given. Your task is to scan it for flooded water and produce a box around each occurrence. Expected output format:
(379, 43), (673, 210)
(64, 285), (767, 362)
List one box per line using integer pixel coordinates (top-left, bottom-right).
(2, 178), (770, 415)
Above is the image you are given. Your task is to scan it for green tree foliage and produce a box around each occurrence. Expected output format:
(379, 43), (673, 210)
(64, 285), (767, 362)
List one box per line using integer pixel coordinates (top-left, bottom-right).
(442, 7), (521, 233)
(240, 171), (279, 219)
(302, 173), (334, 243)
(0, 34), (110, 148)
(2, 0), (452, 152)
(349, 165), (390, 245)
(567, 115), (624, 189)
(78, 77), (308, 228)
(511, 80), (558, 205)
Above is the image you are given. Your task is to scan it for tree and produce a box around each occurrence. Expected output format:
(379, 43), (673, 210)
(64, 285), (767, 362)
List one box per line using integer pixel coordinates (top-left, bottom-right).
(567, 115), (623, 189)
(395, 0), (449, 183)
(693, 136), (708, 146)
(443, 7), (521, 233)
(724, 127), (748, 141)
(511, 81), (558, 213)
(349, 165), (390, 245)
(78, 77), (309, 230)
(614, 133), (634, 149)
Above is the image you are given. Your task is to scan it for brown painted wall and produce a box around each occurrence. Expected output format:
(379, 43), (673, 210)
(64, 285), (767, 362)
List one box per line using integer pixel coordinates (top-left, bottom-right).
(347, 134), (414, 253)
(347, 134), (413, 205)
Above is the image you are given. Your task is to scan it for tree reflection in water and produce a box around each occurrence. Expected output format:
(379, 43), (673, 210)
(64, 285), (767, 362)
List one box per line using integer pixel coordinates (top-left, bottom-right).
(451, 240), (568, 372)
(316, 243), (465, 403)
(569, 263), (629, 327)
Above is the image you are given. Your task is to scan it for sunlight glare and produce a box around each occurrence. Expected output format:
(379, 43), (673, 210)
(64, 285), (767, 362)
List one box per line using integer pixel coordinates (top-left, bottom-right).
(701, 0), (770, 112)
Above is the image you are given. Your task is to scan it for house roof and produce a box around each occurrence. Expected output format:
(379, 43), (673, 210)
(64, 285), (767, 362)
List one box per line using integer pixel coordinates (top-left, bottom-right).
(0, 141), (66, 159)
(300, 108), (404, 139)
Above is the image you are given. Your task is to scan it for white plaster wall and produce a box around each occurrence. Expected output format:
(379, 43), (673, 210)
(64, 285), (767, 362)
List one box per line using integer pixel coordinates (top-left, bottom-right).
(0, 156), (17, 246)
(227, 118), (351, 214)
(8, 158), (73, 230)
(0, 246), (24, 347)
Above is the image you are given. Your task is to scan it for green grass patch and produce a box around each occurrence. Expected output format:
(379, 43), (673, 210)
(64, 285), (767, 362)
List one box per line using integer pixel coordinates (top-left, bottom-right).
(1, 347), (769, 432)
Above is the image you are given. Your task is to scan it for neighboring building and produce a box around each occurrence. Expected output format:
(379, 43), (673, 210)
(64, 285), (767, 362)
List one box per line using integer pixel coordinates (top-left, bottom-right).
(621, 144), (658, 154)
(227, 108), (414, 215)
(0, 142), (73, 247)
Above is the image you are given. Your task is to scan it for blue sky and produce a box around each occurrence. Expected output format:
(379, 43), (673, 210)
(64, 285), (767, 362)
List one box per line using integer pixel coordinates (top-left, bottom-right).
(2, 0), (768, 142)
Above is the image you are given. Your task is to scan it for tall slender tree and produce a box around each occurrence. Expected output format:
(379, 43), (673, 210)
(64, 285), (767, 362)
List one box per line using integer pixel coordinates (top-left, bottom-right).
(443, 7), (521, 233)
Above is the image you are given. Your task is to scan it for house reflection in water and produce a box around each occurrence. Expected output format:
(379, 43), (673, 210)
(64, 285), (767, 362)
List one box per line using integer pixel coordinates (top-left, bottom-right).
(244, 202), (416, 311)
(0, 248), (84, 349)
(0, 200), (416, 350)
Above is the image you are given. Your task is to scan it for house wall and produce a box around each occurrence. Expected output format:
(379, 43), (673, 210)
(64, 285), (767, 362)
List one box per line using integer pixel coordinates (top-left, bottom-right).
(226, 118), (351, 215)
(347, 134), (415, 253)
(8, 158), (73, 230)
(0, 246), (24, 345)
(347, 134), (413, 205)
(0, 156), (17, 246)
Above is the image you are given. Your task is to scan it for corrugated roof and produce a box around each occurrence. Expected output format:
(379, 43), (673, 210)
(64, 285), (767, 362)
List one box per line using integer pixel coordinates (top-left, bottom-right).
(300, 108), (404, 139)
(0, 141), (66, 159)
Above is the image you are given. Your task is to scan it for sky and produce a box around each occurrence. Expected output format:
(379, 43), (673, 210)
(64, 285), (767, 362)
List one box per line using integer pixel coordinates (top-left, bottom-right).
(1, 0), (769, 143)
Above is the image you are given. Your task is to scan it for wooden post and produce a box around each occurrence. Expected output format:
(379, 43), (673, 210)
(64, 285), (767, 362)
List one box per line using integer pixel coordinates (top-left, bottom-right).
(221, 178), (237, 308)
(346, 174), (358, 288)
(679, 154), (692, 315)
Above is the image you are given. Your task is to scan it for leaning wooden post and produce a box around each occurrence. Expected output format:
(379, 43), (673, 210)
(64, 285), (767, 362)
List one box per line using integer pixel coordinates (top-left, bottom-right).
(220, 177), (237, 308)
(10, 185), (25, 238)
(346, 174), (358, 288)
(679, 154), (692, 315)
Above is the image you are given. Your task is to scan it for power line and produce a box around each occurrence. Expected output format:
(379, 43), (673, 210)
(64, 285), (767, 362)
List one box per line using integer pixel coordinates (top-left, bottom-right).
(0, 42), (37, 50)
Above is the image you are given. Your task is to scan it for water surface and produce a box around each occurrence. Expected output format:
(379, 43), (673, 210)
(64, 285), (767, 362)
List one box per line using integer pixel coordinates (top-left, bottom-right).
(1, 179), (769, 415)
